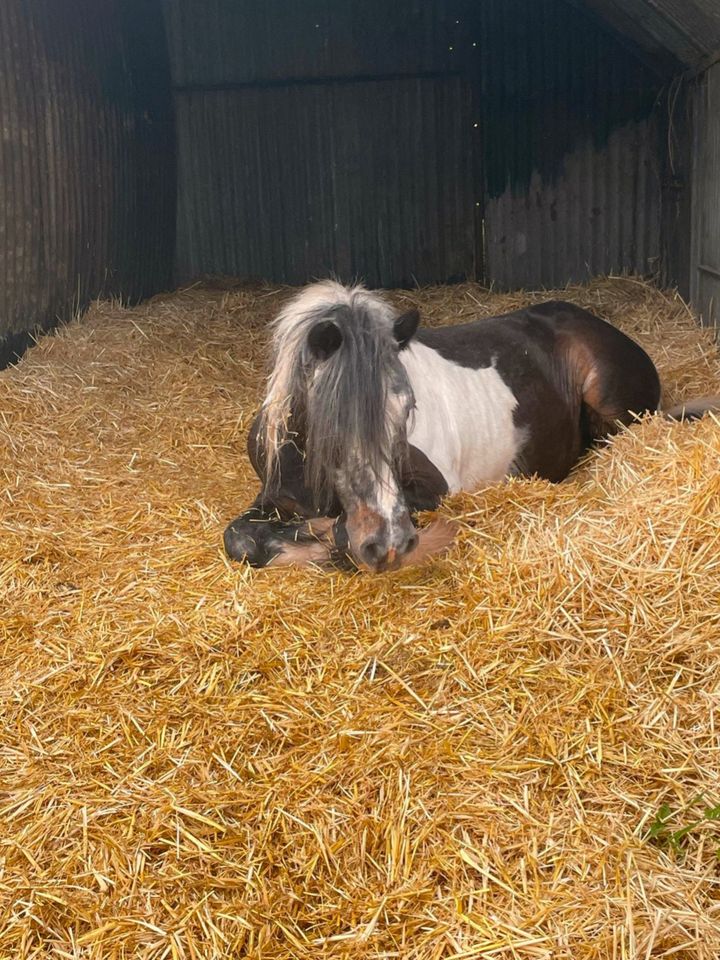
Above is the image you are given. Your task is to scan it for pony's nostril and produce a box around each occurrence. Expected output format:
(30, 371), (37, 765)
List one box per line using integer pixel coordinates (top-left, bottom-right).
(404, 532), (419, 555)
(359, 537), (387, 568)
(358, 528), (418, 569)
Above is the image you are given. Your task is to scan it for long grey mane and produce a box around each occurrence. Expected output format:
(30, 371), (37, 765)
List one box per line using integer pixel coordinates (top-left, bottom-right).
(259, 280), (403, 509)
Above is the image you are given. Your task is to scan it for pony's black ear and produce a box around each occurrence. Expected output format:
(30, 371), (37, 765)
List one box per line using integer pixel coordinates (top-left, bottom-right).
(393, 309), (420, 349)
(307, 320), (343, 360)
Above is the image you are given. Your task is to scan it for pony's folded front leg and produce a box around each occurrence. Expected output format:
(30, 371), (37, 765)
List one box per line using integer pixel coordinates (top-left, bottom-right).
(225, 506), (457, 571)
(265, 516), (338, 568)
(224, 505), (339, 569)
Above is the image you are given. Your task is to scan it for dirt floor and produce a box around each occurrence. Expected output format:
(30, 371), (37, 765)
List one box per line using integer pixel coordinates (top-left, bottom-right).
(1, 276), (719, 959)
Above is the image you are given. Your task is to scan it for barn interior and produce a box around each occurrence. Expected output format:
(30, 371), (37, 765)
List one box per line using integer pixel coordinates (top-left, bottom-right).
(2, 2), (720, 958)
(2, 0), (720, 357)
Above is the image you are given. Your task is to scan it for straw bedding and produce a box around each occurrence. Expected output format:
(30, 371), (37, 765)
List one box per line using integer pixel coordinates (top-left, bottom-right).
(1, 277), (719, 959)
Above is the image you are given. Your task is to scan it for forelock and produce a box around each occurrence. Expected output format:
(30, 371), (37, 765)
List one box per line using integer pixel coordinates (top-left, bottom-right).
(258, 280), (409, 509)
(271, 280), (396, 344)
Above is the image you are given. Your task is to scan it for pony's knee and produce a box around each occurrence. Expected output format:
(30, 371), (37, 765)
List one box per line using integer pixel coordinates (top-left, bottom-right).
(266, 539), (333, 567)
(224, 513), (337, 569)
(224, 517), (272, 566)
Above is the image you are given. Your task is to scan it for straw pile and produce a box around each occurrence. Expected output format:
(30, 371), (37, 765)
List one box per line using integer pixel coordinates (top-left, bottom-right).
(1, 277), (719, 959)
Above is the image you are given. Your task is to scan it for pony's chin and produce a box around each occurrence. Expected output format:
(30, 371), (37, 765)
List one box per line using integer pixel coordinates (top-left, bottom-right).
(357, 548), (403, 574)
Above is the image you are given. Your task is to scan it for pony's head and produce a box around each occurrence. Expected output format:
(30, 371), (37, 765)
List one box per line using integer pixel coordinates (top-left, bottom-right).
(259, 281), (421, 571)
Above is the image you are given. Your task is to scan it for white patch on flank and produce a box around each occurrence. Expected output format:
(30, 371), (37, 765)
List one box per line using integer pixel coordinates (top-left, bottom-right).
(401, 341), (524, 493)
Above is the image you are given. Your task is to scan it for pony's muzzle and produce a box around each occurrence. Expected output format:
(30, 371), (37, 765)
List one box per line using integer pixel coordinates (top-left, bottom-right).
(356, 519), (418, 572)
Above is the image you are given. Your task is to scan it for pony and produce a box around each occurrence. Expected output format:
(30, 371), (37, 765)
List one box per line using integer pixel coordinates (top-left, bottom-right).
(223, 281), (719, 573)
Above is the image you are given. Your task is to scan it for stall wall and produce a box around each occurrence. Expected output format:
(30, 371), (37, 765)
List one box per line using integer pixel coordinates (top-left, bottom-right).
(175, 78), (475, 288)
(691, 63), (720, 327)
(165, 0), (671, 291)
(166, 0), (479, 288)
(0, 0), (175, 366)
(480, 0), (664, 289)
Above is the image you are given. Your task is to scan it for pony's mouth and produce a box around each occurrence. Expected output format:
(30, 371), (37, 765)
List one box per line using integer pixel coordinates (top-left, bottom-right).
(359, 545), (402, 573)
(353, 519), (458, 573)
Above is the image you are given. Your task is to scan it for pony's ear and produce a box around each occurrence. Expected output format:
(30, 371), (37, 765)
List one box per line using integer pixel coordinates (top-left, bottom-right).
(393, 309), (420, 349)
(307, 320), (343, 360)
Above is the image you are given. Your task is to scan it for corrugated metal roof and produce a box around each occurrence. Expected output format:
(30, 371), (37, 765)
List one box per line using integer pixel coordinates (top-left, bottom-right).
(577, 0), (720, 70)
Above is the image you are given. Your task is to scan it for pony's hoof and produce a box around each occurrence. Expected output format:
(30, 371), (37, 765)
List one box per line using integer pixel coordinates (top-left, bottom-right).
(224, 520), (265, 566)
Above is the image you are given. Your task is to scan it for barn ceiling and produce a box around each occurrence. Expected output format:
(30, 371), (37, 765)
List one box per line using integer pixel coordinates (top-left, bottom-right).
(574, 0), (720, 73)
